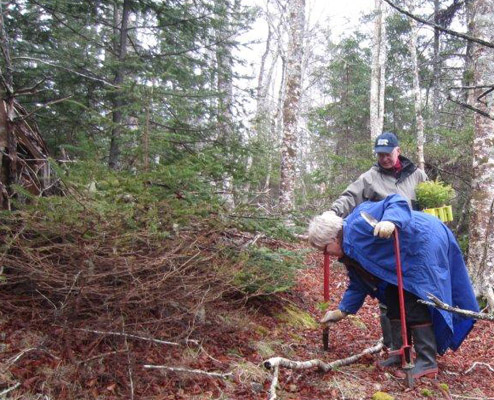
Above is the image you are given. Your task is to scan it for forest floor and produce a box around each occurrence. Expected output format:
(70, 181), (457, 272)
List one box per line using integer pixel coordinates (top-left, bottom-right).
(1, 247), (494, 400)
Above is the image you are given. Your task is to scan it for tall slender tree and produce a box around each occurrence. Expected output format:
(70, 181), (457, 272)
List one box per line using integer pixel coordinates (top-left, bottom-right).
(405, 0), (425, 170)
(370, 0), (387, 142)
(279, 0), (305, 214)
(467, 0), (494, 309)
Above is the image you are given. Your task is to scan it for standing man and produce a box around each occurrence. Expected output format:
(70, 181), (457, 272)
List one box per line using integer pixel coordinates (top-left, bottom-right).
(323, 131), (428, 362)
(330, 132), (428, 218)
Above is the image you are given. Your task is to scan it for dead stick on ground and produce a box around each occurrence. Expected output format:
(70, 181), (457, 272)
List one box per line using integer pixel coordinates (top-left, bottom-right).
(143, 365), (232, 379)
(74, 328), (199, 346)
(264, 340), (383, 400)
(0, 382), (20, 397)
(465, 361), (494, 374)
(268, 365), (280, 400)
(418, 293), (494, 321)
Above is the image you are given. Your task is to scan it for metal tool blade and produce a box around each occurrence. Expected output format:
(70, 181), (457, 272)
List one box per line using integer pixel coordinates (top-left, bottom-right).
(360, 211), (378, 227)
(405, 369), (414, 388)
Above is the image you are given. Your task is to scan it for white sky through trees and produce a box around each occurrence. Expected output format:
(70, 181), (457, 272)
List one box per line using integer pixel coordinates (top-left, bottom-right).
(236, 0), (374, 123)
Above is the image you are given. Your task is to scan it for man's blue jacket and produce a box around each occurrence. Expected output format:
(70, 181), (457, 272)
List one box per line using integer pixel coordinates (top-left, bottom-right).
(338, 194), (479, 354)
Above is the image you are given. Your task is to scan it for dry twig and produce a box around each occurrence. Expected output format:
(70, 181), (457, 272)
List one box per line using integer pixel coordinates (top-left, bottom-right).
(74, 328), (199, 346)
(143, 364), (233, 379)
(0, 382), (20, 397)
(465, 361), (494, 374)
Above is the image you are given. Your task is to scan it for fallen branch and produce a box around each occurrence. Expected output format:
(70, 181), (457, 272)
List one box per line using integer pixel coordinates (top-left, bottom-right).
(268, 365), (280, 400)
(0, 382), (20, 396)
(264, 340), (383, 372)
(418, 293), (494, 321)
(143, 364), (232, 379)
(264, 340), (383, 399)
(4, 347), (59, 370)
(74, 328), (199, 346)
(77, 350), (126, 365)
(465, 361), (494, 374)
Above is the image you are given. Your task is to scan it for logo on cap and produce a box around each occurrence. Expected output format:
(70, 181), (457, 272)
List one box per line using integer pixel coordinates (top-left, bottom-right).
(377, 139), (389, 146)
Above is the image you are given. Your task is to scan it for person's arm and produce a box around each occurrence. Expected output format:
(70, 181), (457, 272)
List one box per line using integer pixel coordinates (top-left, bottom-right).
(380, 194), (412, 230)
(338, 270), (370, 314)
(331, 173), (370, 218)
(372, 194), (413, 238)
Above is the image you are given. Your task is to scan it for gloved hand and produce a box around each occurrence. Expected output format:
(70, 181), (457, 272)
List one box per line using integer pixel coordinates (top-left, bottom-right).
(373, 221), (396, 239)
(320, 309), (347, 324)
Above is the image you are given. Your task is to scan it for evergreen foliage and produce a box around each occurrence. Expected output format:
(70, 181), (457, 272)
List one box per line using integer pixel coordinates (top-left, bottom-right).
(6, 0), (255, 172)
(416, 180), (455, 209)
(0, 161), (308, 326)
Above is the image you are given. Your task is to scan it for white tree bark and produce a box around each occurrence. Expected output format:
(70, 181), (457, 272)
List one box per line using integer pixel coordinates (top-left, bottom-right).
(431, 0), (441, 134)
(406, 0), (425, 171)
(467, 0), (494, 310)
(370, 0), (387, 142)
(279, 0), (305, 214)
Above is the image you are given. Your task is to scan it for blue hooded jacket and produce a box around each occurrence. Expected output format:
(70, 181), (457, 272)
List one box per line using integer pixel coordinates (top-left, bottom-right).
(339, 194), (479, 355)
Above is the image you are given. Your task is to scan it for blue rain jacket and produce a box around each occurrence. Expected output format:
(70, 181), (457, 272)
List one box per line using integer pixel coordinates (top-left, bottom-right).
(339, 194), (479, 354)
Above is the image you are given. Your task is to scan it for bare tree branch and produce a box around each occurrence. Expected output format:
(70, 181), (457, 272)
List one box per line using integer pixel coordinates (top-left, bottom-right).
(143, 365), (233, 379)
(0, 383), (20, 397)
(264, 340), (383, 372)
(465, 362), (494, 374)
(264, 340), (383, 399)
(74, 328), (200, 346)
(447, 94), (494, 120)
(383, 0), (494, 49)
(418, 293), (494, 321)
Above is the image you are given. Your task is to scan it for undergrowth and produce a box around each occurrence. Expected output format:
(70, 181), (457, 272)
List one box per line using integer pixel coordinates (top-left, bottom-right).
(0, 161), (307, 331)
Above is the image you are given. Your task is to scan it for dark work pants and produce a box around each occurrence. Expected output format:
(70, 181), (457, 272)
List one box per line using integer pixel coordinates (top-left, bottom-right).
(385, 284), (431, 325)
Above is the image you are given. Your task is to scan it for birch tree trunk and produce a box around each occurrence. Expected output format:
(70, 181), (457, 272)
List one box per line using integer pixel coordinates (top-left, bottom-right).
(370, 0), (387, 142)
(279, 0), (305, 214)
(431, 0), (441, 133)
(467, 0), (494, 310)
(406, 0), (425, 170)
(463, 0), (476, 107)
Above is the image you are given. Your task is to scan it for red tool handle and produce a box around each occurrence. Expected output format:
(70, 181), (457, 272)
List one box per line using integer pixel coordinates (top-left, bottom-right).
(324, 251), (330, 302)
(393, 228), (413, 366)
(323, 251), (330, 350)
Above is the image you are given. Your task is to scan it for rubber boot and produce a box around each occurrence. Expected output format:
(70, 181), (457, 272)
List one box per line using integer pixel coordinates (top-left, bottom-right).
(410, 323), (438, 379)
(378, 320), (402, 368)
(379, 303), (392, 349)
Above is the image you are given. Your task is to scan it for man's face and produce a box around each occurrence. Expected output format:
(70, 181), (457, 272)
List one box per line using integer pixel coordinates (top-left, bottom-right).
(376, 147), (401, 169)
(325, 239), (343, 257)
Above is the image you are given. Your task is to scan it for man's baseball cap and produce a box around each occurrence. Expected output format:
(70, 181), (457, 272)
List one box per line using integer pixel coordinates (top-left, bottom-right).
(374, 132), (399, 153)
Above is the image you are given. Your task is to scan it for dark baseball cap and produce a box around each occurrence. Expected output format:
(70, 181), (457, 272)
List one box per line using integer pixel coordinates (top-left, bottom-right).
(374, 132), (399, 153)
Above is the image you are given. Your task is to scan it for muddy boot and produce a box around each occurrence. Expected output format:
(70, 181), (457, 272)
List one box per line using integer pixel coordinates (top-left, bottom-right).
(379, 303), (392, 349)
(410, 323), (438, 379)
(378, 320), (402, 368)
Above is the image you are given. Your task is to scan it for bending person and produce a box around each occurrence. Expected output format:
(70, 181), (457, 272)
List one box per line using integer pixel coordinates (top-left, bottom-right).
(308, 194), (479, 379)
(326, 132), (427, 349)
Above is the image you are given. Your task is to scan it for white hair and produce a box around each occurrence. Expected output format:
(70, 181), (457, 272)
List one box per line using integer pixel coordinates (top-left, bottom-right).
(308, 212), (344, 249)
